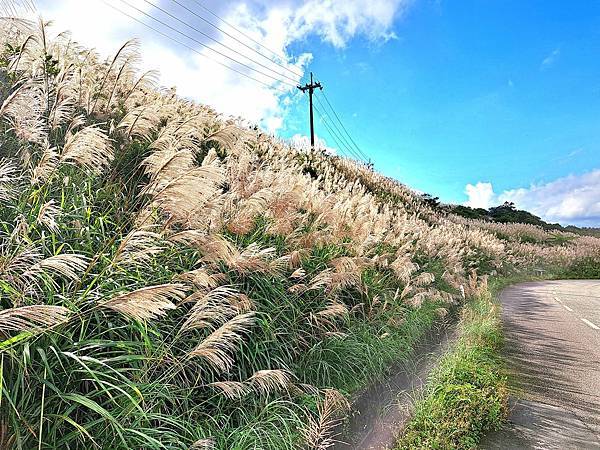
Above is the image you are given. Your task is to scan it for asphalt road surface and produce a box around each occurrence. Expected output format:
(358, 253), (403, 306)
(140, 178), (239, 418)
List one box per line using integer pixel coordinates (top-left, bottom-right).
(482, 280), (600, 449)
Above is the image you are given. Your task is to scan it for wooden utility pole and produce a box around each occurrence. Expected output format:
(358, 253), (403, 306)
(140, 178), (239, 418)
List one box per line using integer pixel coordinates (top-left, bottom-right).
(298, 72), (322, 148)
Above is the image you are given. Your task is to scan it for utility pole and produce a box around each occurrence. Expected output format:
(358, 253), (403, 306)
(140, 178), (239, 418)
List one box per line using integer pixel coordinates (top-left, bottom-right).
(297, 72), (322, 148)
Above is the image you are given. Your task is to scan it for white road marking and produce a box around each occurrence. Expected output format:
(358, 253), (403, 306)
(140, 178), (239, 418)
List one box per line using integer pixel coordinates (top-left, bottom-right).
(581, 318), (600, 330)
(563, 305), (574, 312)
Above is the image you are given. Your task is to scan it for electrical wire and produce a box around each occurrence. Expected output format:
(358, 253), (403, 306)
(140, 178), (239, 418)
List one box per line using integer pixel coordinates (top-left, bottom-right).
(313, 101), (364, 161)
(100, 0), (291, 92)
(115, 0), (297, 88)
(319, 88), (370, 162)
(140, 0), (299, 85)
(188, 0), (296, 71)
(314, 95), (366, 162)
(168, 0), (303, 79)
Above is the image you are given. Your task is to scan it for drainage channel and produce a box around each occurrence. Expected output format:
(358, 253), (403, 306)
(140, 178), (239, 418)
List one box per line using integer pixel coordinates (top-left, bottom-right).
(331, 322), (457, 450)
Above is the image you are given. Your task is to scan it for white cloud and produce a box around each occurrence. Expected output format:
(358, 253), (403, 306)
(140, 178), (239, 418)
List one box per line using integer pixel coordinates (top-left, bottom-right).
(464, 182), (495, 209)
(31, 0), (408, 131)
(284, 0), (406, 48)
(499, 170), (600, 226)
(541, 47), (560, 69)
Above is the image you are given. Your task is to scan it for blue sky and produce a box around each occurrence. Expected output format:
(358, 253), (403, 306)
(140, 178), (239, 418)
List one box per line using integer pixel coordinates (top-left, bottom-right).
(283, 1), (600, 211)
(35, 0), (600, 225)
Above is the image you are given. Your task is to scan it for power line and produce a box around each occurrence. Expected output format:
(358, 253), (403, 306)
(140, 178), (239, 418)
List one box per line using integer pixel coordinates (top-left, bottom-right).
(139, 0), (299, 85)
(313, 95), (366, 162)
(313, 104), (351, 158)
(100, 0), (291, 92)
(168, 0), (302, 80)
(187, 0), (298, 72)
(319, 88), (370, 162)
(313, 100), (365, 161)
(314, 94), (365, 162)
(115, 0), (297, 88)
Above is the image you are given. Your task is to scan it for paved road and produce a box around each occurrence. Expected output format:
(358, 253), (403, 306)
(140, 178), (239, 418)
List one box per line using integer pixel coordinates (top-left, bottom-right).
(482, 280), (600, 449)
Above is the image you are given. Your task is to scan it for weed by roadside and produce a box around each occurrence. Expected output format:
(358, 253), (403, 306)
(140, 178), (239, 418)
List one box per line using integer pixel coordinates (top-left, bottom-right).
(396, 280), (508, 450)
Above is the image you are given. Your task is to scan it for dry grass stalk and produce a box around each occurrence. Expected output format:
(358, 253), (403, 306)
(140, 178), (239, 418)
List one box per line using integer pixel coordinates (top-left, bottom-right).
(60, 124), (113, 174)
(304, 389), (350, 450)
(0, 305), (70, 334)
(207, 381), (250, 400)
(248, 369), (292, 396)
(188, 312), (255, 373)
(103, 283), (187, 321)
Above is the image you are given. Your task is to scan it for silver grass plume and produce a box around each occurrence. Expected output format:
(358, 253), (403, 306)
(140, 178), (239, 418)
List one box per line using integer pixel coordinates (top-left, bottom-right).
(0, 305), (70, 334)
(190, 438), (215, 450)
(36, 200), (61, 232)
(304, 389), (350, 450)
(60, 124), (113, 174)
(102, 283), (187, 322)
(187, 312), (255, 373)
(207, 381), (250, 400)
(248, 369), (293, 396)
(180, 286), (247, 332)
(0, 158), (20, 201)
(113, 228), (166, 269)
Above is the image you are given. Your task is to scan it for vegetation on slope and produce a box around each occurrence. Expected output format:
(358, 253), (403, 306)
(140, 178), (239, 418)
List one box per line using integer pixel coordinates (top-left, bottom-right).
(0, 17), (598, 450)
(443, 200), (600, 238)
(397, 277), (508, 450)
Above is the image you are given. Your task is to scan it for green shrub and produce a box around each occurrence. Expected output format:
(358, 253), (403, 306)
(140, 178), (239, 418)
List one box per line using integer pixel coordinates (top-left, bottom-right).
(561, 256), (600, 279)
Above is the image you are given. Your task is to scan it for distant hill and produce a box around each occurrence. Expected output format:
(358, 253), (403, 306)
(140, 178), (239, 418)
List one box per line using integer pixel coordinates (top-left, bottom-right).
(419, 195), (600, 237)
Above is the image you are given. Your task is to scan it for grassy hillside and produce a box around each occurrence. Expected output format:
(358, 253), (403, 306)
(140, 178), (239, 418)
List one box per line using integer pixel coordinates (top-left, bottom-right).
(0, 18), (598, 449)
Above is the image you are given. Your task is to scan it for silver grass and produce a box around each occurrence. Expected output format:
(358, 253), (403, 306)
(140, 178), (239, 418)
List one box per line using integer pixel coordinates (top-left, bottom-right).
(315, 302), (348, 319)
(0, 158), (20, 201)
(60, 124), (113, 174)
(113, 228), (166, 268)
(207, 380), (250, 400)
(102, 283), (187, 322)
(0, 79), (47, 144)
(176, 268), (221, 291)
(180, 286), (245, 332)
(190, 438), (215, 450)
(248, 369), (292, 396)
(36, 200), (61, 232)
(290, 268), (306, 279)
(30, 143), (58, 184)
(412, 272), (435, 287)
(203, 125), (246, 153)
(0, 0), (36, 16)
(25, 253), (88, 283)
(188, 312), (255, 373)
(0, 305), (70, 334)
(90, 39), (140, 114)
(304, 389), (350, 450)
(389, 255), (419, 283)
